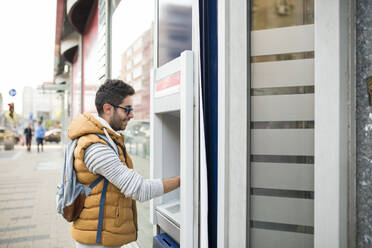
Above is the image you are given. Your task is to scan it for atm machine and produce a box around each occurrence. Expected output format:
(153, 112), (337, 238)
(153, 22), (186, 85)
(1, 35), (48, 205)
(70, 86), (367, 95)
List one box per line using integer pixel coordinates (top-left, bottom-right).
(150, 50), (194, 247)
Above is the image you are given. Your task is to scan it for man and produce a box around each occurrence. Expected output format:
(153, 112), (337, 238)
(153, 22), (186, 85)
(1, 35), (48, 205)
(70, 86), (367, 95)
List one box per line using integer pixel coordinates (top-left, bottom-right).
(68, 79), (180, 248)
(24, 123), (33, 152)
(35, 121), (46, 152)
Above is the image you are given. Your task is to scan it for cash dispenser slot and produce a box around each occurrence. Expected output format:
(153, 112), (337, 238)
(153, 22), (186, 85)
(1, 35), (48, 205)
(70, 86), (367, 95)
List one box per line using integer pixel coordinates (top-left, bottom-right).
(154, 112), (181, 243)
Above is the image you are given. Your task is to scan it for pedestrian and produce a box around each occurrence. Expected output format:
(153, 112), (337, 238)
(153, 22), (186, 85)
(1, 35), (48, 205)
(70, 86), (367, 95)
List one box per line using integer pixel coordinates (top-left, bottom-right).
(67, 79), (180, 248)
(35, 121), (46, 152)
(23, 123), (33, 152)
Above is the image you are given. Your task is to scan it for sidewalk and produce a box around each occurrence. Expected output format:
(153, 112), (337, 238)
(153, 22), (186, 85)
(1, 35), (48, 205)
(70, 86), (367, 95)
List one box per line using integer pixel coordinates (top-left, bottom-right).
(0, 144), (151, 248)
(0, 144), (73, 248)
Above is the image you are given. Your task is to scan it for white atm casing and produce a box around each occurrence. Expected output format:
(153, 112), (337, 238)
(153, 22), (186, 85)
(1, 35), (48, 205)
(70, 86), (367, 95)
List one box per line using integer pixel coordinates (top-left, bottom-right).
(150, 51), (194, 247)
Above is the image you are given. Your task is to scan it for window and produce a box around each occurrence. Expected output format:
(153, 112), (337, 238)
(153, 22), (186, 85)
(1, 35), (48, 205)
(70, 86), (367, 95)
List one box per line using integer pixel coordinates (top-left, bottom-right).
(126, 61), (133, 70)
(111, 2), (154, 245)
(133, 53), (143, 65)
(133, 38), (143, 51)
(132, 67), (143, 79)
(126, 48), (132, 57)
(133, 80), (142, 91)
(133, 95), (141, 105)
(126, 73), (132, 82)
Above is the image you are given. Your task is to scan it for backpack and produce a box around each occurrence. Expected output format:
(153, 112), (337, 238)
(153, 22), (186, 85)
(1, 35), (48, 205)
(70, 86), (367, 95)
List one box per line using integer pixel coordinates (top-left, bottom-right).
(56, 134), (119, 243)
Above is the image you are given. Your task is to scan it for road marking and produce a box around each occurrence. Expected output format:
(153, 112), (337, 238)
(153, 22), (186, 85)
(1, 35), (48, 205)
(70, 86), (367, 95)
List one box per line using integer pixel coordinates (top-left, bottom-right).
(0, 234), (49, 244)
(0, 191), (36, 195)
(0, 185), (36, 190)
(0, 181), (38, 185)
(11, 151), (21, 160)
(36, 161), (62, 170)
(0, 225), (36, 232)
(0, 197), (34, 203)
(0, 206), (33, 211)
(10, 216), (31, 221)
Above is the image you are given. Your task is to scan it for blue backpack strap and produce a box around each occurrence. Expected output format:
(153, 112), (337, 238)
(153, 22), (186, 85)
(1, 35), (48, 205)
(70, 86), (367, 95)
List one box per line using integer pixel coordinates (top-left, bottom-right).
(96, 178), (109, 243)
(96, 134), (119, 156)
(89, 176), (104, 189)
(96, 133), (128, 164)
(88, 176), (105, 243)
(93, 134), (120, 243)
(88, 174), (107, 243)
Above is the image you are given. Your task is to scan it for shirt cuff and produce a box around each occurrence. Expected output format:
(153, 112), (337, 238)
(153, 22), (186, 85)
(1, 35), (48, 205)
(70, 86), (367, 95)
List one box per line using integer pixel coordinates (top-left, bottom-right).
(152, 178), (164, 198)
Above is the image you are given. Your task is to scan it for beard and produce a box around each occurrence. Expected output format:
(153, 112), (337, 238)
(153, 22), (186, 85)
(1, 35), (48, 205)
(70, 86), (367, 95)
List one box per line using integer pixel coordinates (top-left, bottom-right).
(109, 111), (128, 131)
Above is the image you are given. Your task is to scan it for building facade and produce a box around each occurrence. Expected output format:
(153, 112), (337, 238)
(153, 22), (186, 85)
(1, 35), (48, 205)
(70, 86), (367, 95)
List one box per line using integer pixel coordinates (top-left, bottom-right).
(119, 28), (153, 120)
(0, 93), (4, 126)
(22, 85), (61, 122)
(22, 87), (34, 121)
(52, 0), (372, 247)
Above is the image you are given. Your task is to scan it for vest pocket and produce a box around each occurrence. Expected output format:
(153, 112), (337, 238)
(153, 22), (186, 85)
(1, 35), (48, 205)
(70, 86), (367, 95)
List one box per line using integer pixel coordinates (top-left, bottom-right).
(115, 198), (131, 227)
(114, 199), (122, 227)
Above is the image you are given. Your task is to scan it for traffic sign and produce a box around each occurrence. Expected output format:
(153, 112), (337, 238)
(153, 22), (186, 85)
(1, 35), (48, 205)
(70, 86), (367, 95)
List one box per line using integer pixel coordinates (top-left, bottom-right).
(9, 89), (16, 97)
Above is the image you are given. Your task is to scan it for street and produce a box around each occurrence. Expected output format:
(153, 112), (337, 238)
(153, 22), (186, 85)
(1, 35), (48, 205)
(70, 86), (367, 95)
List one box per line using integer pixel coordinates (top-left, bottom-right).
(0, 143), (152, 248)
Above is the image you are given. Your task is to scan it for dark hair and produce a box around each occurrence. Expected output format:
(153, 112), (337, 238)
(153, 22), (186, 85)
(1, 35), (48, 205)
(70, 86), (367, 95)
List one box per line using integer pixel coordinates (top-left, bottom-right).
(95, 79), (135, 115)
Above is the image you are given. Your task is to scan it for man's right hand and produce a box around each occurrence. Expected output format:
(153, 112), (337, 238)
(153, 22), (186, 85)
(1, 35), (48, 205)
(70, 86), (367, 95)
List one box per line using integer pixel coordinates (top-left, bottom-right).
(162, 176), (180, 194)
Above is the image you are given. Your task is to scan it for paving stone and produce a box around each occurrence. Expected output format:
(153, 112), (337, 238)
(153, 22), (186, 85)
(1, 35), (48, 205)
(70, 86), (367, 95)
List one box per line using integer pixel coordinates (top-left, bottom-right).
(0, 145), (72, 248)
(0, 144), (153, 248)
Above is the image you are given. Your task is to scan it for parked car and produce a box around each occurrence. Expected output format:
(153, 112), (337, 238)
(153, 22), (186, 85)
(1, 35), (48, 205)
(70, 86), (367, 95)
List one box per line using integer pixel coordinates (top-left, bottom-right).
(122, 120), (150, 158)
(0, 127), (20, 145)
(123, 120), (149, 141)
(10, 130), (21, 144)
(45, 129), (61, 143)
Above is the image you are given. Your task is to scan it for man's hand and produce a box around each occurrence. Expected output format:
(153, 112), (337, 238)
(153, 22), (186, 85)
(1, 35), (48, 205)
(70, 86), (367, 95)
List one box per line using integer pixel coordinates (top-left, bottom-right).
(162, 176), (180, 194)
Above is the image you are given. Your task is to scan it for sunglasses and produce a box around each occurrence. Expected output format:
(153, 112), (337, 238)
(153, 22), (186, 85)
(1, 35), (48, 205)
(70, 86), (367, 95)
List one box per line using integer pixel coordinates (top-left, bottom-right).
(110, 104), (134, 115)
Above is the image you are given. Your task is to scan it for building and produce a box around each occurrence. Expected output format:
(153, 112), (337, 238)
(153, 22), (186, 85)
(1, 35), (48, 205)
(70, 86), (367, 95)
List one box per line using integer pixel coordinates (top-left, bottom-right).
(22, 85), (61, 123)
(119, 28), (153, 120)
(0, 93), (4, 126)
(0, 93), (3, 114)
(54, 0), (153, 120)
(22, 87), (34, 121)
(52, 0), (372, 247)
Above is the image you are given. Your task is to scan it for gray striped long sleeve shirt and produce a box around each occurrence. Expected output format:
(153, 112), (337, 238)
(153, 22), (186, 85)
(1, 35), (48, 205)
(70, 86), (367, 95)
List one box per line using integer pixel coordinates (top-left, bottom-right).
(84, 143), (164, 202)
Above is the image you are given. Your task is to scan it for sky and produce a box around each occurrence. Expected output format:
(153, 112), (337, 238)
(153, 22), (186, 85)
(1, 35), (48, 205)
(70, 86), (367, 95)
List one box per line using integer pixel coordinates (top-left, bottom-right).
(0, 1), (57, 115)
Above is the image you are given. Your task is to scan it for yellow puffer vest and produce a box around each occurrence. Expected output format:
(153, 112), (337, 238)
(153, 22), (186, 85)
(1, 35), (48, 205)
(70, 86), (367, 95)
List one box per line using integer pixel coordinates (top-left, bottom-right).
(68, 113), (137, 247)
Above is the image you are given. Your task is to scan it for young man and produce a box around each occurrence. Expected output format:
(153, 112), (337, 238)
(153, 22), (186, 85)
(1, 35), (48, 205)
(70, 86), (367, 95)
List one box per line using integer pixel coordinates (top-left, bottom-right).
(35, 121), (46, 152)
(68, 79), (180, 248)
